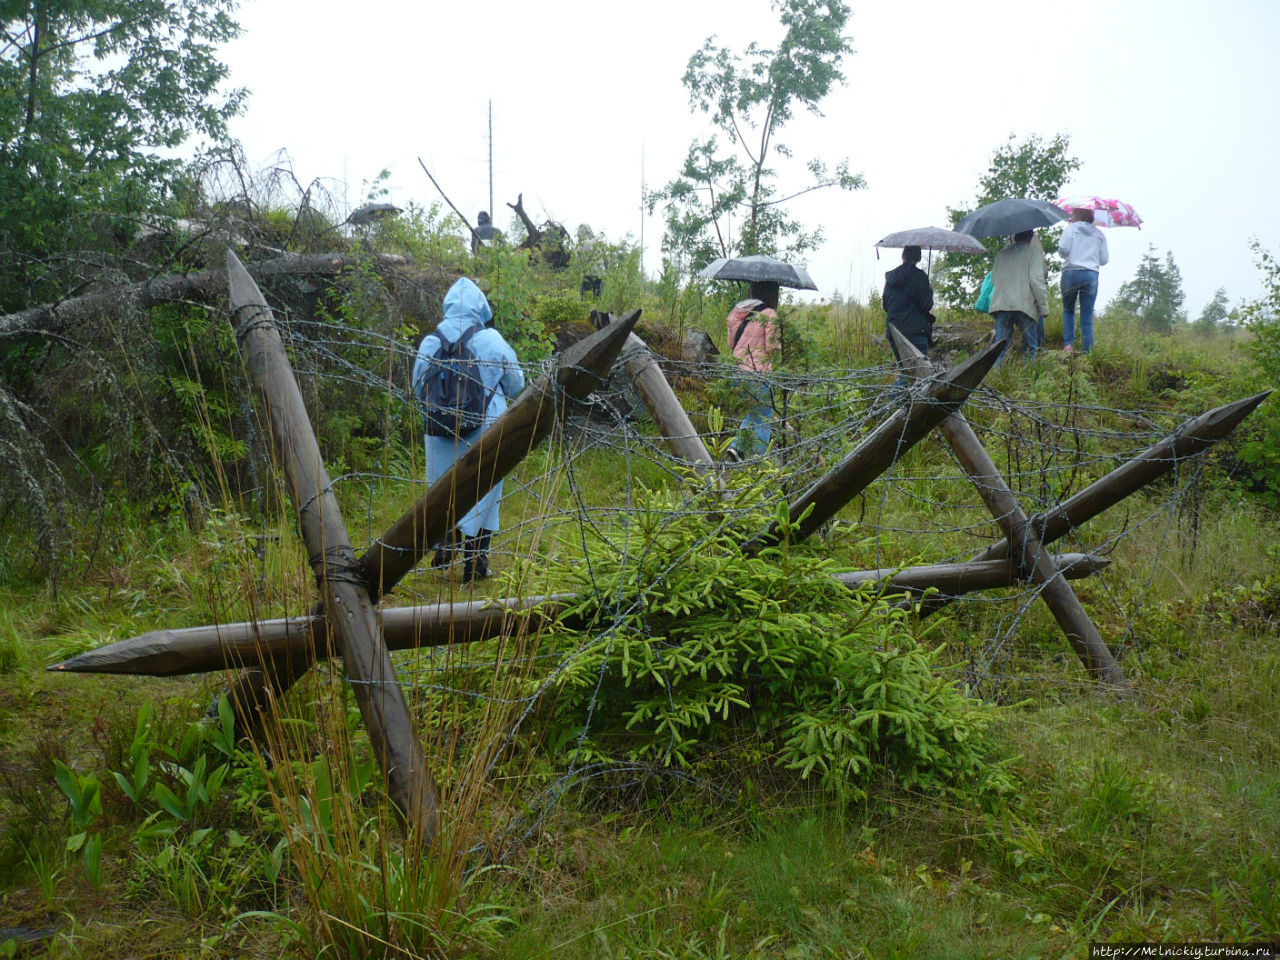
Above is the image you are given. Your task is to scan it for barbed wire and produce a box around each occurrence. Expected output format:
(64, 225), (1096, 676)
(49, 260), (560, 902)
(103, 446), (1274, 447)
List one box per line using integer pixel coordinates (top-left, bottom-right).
(250, 307), (1229, 848)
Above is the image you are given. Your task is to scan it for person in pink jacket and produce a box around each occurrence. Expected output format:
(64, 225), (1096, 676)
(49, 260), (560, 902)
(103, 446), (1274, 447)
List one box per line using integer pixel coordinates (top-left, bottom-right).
(725, 281), (780, 458)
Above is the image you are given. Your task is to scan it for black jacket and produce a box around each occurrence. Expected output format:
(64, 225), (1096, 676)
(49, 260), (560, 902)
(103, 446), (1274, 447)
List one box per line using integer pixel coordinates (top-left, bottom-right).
(882, 263), (935, 340)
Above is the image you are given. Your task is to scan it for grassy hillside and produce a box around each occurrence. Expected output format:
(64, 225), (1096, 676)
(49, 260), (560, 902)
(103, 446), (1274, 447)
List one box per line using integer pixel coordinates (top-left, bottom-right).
(1, 275), (1277, 959)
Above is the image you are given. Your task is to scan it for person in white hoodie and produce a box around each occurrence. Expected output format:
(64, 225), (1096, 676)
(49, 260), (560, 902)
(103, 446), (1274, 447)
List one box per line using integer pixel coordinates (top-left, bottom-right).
(1057, 209), (1109, 353)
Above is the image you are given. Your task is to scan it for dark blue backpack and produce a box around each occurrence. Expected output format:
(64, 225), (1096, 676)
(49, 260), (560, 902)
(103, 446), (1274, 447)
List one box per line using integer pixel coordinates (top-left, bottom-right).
(416, 323), (490, 437)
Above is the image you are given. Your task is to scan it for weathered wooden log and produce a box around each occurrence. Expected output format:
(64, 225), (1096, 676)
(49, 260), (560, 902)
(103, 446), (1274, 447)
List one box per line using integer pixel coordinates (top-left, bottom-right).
(920, 390), (1270, 618)
(751, 337), (1006, 549)
(49, 595), (577, 676)
(0, 252), (411, 339)
(226, 250), (438, 839)
(891, 329), (1127, 687)
(49, 555), (1110, 678)
(615, 320), (715, 473)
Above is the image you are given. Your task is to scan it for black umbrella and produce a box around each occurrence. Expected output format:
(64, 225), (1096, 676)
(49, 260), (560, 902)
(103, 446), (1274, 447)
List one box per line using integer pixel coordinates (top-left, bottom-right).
(875, 226), (987, 255)
(955, 198), (1068, 238)
(700, 255), (818, 291)
(875, 226), (986, 271)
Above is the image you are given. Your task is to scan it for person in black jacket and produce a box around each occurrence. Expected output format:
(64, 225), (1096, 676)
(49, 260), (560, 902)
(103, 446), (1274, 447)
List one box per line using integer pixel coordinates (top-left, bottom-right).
(471, 210), (500, 254)
(882, 245), (935, 392)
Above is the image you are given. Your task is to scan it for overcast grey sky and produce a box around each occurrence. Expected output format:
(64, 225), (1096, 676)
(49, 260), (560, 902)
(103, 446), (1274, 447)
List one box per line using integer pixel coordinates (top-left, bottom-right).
(222, 0), (1280, 317)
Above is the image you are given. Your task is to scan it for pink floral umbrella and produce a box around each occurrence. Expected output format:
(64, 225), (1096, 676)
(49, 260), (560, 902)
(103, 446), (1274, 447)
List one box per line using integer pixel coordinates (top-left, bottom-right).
(1054, 196), (1143, 228)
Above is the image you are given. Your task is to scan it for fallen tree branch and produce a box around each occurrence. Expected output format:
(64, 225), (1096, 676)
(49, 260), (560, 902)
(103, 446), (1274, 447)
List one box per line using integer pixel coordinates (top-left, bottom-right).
(417, 156), (479, 242)
(0, 252), (411, 340)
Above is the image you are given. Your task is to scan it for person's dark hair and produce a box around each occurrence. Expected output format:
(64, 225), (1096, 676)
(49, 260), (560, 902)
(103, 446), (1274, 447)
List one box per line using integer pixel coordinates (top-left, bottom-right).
(749, 280), (781, 310)
(1014, 229), (1034, 244)
(902, 245), (922, 264)
(1070, 208), (1094, 224)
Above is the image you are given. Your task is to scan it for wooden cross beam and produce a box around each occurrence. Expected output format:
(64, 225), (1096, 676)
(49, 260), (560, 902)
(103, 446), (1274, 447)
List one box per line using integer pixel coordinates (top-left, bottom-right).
(831, 552), (1111, 600)
(49, 555), (1111, 677)
(890, 327), (1127, 687)
(223, 251), (439, 839)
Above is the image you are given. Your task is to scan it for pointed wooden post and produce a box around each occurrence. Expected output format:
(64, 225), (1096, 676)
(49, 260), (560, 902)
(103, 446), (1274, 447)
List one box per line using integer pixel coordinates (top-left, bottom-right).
(226, 251), (439, 839)
(890, 328), (1128, 687)
(613, 316), (716, 474)
(750, 337), (1006, 550)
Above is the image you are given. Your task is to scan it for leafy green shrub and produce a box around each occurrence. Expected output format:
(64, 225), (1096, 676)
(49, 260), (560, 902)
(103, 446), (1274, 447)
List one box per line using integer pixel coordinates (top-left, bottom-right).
(530, 463), (1014, 803)
(532, 291), (587, 339)
(478, 245), (556, 363)
(372, 200), (470, 274)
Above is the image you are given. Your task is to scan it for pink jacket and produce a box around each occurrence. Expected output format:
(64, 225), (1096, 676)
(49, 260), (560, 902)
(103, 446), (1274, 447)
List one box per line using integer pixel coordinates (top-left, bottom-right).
(727, 300), (779, 373)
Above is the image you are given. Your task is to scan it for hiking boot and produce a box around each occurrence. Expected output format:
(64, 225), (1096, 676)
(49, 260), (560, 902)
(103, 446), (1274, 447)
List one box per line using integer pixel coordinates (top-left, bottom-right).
(1063, 343), (1073, 354)
(430, 529), (461, 568)
(461, 531), (493, 584)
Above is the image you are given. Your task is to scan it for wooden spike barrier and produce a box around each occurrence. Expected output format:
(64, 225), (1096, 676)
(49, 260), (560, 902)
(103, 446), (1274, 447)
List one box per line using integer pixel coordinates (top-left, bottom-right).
(974, 391), (1270, 563)
(222, 305), (640, 728)
(920, 390), (1270, 619)
(890, 327), (1127, 688)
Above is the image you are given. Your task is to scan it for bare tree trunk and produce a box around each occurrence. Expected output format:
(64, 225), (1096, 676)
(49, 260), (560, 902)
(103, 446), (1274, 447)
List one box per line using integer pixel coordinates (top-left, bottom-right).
(0, 252), (411, 339)
(507, 193), (540, 242)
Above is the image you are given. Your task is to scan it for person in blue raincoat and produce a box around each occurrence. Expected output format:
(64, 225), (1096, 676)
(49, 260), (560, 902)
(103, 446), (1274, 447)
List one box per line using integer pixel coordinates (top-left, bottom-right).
(412, 277), (525, 583)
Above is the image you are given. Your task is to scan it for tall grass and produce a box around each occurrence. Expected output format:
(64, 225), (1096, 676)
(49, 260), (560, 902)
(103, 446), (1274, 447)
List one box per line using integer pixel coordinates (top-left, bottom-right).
(1, 282), (1275, 959)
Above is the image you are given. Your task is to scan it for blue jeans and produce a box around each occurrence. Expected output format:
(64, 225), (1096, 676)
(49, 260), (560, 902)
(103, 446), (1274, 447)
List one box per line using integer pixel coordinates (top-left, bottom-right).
(730, 382), (773, 454)
(1061, 269), (1099, 352)
(886, 326), (931, 393)
(993, 311), (1039, 363)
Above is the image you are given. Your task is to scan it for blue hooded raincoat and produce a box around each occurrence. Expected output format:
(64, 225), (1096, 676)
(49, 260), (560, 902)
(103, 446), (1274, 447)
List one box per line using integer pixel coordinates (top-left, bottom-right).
(412, 278), (525, 536)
